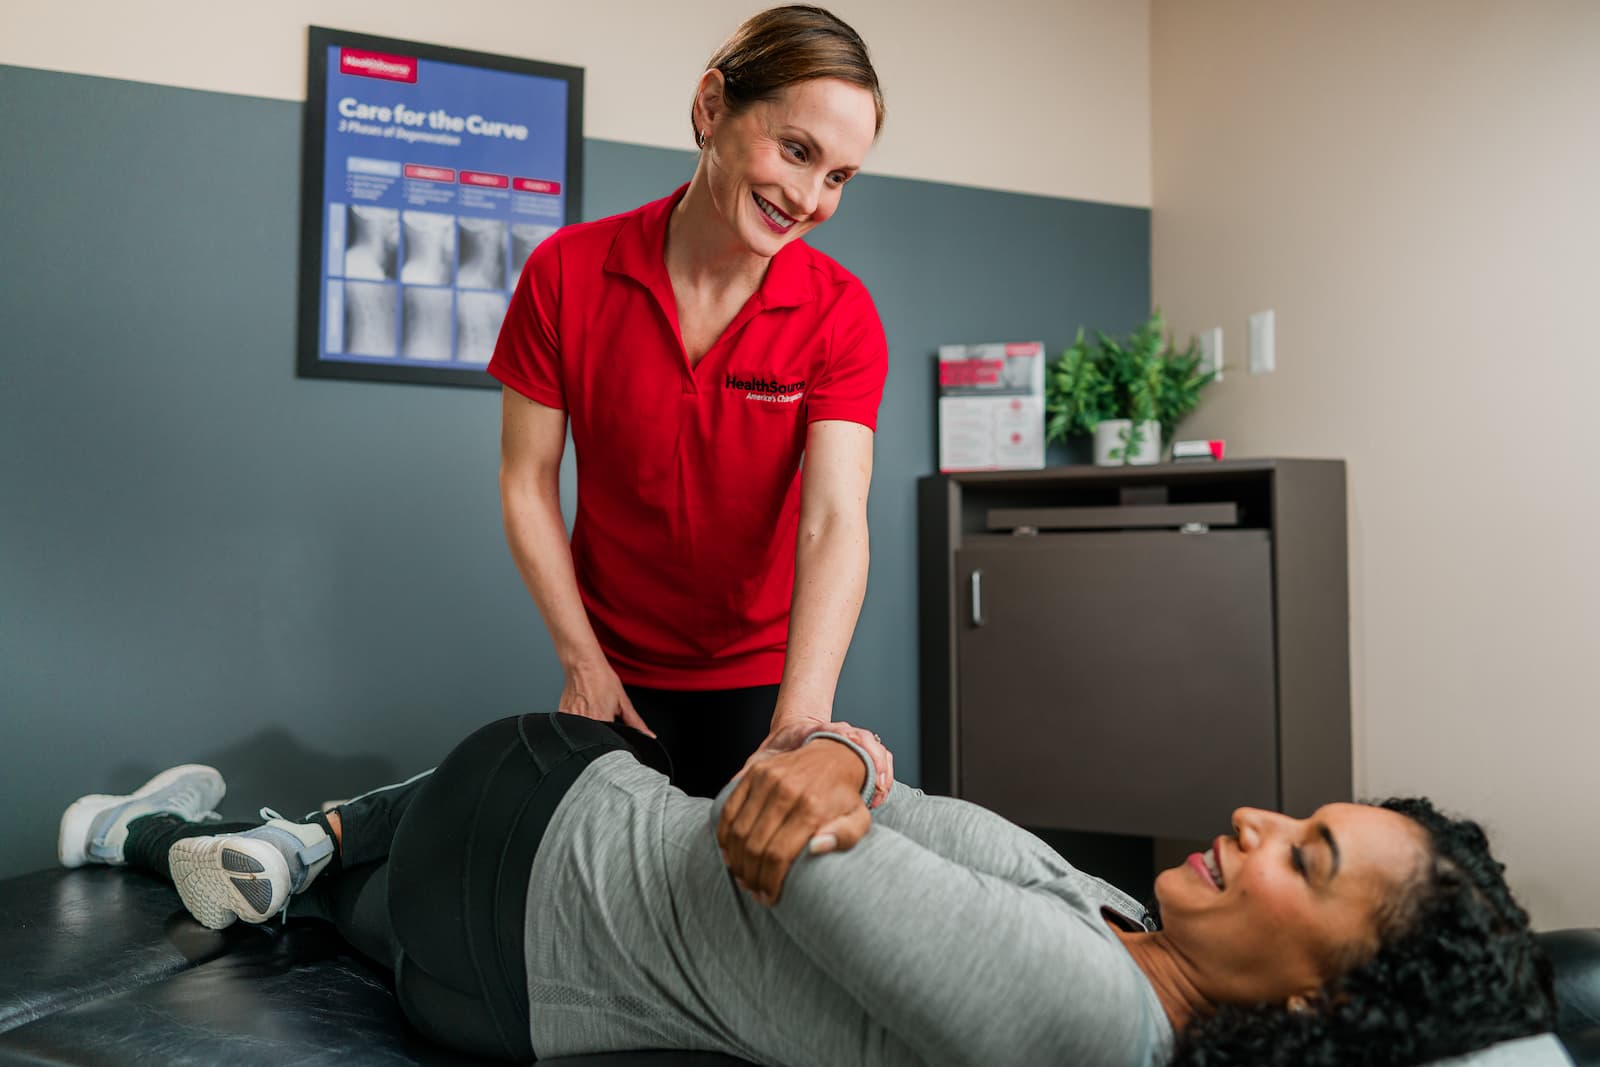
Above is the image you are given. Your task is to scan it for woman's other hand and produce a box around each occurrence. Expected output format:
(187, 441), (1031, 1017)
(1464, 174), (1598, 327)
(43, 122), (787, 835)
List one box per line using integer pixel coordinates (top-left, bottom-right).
(559, 657), (654, 737)
(717, 739), (871, 905)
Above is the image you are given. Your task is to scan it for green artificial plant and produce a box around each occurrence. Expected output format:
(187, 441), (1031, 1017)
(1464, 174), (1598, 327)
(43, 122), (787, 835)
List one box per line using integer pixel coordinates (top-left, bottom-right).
(1044, 309), (1215, 459)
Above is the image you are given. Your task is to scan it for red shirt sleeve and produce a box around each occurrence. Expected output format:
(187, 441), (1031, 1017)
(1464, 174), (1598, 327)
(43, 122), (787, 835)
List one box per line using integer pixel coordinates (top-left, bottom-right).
(487, 236), (565, 409)
(806, 282), (888, 430)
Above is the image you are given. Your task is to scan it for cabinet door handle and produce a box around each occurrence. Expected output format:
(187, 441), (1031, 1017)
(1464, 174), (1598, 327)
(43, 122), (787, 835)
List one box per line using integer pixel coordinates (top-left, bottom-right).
(971, 569), (985, 627)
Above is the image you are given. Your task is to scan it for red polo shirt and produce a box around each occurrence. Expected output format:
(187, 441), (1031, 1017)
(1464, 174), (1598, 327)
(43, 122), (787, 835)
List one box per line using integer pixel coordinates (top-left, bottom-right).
(488, 185), (888, 689)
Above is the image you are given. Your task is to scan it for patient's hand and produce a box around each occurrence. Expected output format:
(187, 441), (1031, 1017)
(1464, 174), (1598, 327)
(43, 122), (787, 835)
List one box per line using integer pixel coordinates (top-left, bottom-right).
(717, 739), (872, 906)
(745, 717), (895, 809)
(826, 720), (894, 809)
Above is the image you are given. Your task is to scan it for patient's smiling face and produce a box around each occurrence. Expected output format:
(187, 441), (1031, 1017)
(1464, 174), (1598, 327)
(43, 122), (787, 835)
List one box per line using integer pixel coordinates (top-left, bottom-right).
(1154, 803), (1428, 1006)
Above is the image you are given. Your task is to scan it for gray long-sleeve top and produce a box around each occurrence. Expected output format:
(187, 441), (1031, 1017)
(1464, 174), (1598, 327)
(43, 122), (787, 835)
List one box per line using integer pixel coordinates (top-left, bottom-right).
(522, 751), (1174, 1067)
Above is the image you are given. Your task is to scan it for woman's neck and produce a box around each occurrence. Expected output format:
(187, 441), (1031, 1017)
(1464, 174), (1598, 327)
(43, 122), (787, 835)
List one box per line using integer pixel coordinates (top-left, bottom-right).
(1112, 926), (1213, 1033)
(665, 177), (771, 297)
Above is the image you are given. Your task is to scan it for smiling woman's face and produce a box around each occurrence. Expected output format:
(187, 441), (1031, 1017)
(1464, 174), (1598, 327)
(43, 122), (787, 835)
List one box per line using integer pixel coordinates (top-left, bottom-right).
(1155, 803), (1429, 1006)
(697, 76), (878, 259)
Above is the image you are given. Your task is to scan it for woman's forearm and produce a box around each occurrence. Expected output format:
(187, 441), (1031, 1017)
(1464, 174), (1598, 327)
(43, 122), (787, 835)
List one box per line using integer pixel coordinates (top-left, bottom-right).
(771, 513), (869, 730)
(500, 470), (606, 670)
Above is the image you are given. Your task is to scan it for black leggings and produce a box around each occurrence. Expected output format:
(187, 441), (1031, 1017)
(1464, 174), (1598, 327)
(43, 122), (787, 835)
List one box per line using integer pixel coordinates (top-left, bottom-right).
(127, 713), (667, 1062)
(624, 683), (777, 798)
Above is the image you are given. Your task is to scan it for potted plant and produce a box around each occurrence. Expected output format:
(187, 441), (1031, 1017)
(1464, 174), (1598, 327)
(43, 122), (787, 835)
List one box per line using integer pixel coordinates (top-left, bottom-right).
(1044, 310), (1214, 465)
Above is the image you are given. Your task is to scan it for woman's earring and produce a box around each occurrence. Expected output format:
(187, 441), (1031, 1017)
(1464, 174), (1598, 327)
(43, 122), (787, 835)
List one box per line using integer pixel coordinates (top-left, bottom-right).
(697, 128), (708, 150)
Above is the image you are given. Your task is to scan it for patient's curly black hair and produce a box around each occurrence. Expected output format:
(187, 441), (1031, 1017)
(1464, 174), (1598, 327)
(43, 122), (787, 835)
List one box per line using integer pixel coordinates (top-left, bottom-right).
(1168, 797), (1555, 1067)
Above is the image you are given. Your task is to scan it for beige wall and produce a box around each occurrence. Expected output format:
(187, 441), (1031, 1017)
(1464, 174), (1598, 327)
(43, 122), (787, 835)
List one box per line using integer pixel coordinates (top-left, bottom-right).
(1152, 0), (1600, 928)
(0, 0), (1151, 205)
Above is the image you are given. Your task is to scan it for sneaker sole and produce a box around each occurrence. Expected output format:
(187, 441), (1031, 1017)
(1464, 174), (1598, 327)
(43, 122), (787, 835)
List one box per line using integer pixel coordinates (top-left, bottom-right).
(169, 836), (290, 930)
(58, 764), (225, 869)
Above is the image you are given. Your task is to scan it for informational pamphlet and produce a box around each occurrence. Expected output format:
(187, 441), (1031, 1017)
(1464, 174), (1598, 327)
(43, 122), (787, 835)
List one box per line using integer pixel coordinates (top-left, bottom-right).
(937, 341), (1047, 472)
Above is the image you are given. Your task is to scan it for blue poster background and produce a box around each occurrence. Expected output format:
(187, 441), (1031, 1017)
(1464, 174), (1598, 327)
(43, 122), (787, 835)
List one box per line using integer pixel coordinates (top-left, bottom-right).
(318, 45), (571, 370)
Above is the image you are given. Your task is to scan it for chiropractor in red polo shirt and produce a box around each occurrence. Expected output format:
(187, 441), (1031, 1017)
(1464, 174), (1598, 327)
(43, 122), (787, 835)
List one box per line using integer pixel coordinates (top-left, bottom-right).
(488, 6), (893, 801)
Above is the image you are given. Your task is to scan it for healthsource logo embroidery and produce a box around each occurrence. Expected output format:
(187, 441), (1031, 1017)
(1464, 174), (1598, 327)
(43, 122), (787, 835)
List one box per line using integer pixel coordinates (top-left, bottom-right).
(725, 373), (805, 404)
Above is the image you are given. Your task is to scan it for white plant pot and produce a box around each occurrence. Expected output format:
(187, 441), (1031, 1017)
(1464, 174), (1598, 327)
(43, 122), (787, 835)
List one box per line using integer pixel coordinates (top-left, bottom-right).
(1093, 419), (1161, 466)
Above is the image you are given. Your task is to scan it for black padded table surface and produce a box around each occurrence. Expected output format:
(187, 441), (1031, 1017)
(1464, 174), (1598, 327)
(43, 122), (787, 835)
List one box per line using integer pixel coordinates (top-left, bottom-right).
(0, 867), (751, 1066)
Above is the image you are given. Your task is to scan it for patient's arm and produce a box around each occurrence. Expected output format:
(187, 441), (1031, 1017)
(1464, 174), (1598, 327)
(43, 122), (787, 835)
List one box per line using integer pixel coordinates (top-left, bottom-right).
(768, 822), (1157, 1065)
(714, 735), (1075, 899)
(865, 785), (1076, 889)
(716, 739), (872, 904)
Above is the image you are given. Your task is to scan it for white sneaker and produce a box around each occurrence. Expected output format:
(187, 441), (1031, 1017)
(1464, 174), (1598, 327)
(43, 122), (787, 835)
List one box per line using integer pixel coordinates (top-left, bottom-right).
(168, 812), (334, 930)
(59, 764), (226, 868)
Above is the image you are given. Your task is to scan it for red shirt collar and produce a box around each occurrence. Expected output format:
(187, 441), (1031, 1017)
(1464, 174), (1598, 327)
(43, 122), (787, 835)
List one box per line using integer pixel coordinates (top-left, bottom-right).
(604, 183), (815, 311)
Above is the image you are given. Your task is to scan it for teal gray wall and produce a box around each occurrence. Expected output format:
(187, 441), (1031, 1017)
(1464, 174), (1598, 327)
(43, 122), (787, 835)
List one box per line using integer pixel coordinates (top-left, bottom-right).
(0, 66), (1149, 878)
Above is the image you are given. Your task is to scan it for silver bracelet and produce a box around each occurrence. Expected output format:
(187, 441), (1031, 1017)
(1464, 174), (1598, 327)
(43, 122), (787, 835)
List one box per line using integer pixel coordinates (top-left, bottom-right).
(801, 730), (877, 806)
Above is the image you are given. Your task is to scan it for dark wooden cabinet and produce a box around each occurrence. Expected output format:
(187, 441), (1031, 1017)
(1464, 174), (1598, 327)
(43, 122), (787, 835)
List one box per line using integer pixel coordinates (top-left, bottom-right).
(919, 460), (1351, 840)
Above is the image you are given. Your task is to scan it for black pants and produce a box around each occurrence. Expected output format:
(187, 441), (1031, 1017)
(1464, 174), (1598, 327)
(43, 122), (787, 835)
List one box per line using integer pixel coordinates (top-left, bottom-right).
(127, 713), (666, 1062)
(625, 683), (777, 798)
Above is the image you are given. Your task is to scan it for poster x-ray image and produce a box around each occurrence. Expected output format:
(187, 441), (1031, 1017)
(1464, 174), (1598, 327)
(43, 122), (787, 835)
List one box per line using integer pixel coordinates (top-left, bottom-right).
(457, 217), (508, 290)
(400, 211), (456, 286)
(456, 290), (508, 365)
(343, 281), (398, 357)
(402, 287), (454, 362)
(345, 205), (399, 281)
(511, 223), (560, 273)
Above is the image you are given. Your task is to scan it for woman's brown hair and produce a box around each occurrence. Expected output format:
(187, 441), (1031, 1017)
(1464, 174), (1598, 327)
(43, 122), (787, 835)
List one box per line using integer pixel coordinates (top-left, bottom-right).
(692, 5), (884, 141)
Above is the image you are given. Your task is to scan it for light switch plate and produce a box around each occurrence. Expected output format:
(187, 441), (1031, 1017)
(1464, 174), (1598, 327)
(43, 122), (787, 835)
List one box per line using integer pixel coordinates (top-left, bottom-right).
(1248, 310), (1275, 375)
(1199, 326), (1223, 381)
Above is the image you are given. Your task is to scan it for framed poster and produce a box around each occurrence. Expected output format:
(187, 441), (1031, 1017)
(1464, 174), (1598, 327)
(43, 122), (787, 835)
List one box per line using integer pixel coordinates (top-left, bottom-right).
(297, 27), (583, 389)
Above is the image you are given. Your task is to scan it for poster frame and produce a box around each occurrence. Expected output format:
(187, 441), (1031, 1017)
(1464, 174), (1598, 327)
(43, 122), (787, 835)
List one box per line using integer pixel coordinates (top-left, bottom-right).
(295, 26), (584, 389)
